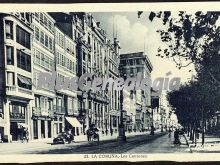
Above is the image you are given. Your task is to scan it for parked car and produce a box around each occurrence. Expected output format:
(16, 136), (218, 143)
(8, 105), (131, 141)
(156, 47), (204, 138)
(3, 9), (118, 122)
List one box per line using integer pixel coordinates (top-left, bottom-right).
(53, 132), (74, 144)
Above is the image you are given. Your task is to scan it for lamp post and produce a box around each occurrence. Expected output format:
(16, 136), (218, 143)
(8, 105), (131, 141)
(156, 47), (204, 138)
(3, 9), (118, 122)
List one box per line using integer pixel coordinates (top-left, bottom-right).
(117, 88), (126, 141)
(150, 106), (155, 135)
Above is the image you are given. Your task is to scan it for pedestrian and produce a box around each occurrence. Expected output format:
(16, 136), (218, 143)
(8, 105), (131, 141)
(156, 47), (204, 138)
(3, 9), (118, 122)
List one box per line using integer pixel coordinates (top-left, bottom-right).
(26, 130), (29, 142)
(22, 129), (29, 143)
(168, 128), (172, 138)
(150, 125), (155, 135)
(86, 129), (91, 142)
(174, 129), (180, 145)
(110, 128), (113, 136)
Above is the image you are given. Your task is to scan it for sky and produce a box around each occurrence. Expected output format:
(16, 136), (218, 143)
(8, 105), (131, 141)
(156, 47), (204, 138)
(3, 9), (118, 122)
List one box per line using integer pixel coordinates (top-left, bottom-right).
(92, 12), (195, 85)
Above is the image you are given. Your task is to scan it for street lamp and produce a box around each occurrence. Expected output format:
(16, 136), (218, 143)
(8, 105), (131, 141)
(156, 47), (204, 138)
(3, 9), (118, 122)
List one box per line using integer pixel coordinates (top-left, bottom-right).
(150, 106), (155, 135)
(117, 87), (127, 141)
(117, 64), (126, 142)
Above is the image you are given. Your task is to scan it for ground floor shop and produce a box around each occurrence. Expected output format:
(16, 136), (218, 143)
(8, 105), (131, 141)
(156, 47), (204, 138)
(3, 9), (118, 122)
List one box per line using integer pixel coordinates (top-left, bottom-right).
(0, 97), (32, 142)
(65, 116), (83, 136)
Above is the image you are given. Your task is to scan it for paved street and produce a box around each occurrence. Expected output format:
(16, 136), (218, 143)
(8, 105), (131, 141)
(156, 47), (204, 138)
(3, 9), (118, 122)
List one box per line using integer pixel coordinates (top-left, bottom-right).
(0, 132), (190, 154)
(126, 132), (189, 153)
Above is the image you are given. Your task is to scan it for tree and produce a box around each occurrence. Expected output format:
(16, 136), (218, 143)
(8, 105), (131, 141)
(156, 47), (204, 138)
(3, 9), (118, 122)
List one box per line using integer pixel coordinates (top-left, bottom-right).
(137, 11), (220, 145)
(139, 11), (220, 86)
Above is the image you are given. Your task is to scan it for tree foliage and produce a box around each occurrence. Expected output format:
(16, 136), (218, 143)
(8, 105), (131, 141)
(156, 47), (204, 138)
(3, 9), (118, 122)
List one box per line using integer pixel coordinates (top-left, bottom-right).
(144, 11), (220, 86)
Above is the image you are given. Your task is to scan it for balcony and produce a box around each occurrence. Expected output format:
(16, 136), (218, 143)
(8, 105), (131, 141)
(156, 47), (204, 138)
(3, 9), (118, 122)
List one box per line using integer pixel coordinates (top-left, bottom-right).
(33, 107), (54, 117)
(88, 92), (109, 103)
(6, 86), (32, 96)
(54, 106), (66, 114)
(48, 109), (54, 117)
(10, 113), (25, 120)
(33, 107), (41, 116)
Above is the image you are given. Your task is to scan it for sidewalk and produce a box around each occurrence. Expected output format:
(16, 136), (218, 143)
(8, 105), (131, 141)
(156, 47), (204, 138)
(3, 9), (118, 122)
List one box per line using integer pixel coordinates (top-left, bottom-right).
(29, 129), (163, 144)
(185, 133), (220, 153)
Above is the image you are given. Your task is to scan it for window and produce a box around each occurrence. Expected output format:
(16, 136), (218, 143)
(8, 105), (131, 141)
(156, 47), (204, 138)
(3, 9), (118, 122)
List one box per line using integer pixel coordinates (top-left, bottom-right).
(45, 56), (49, 68)
(17, 49), (31, 72)
(129, 59), (133, 65)
(35, 26), (40, 41)
(66, 40), (70, 52)
(49, 38), (53, 52)
(5, 20), (13, 39)
(69, 61), (72, 71)
(6, 46), (14, 65)
(45, 34), (49, 48)
(88, 54), (91, 62)
(88, 36), (91, 44)
(66, 58), (69, 69)
(41, 53), (45, 67)
(40, 31), (44, 45)
(35, 13), (39, 21)
(61, 54), (65, 66)
(137, 67), (142, 73)
(35, 50), (41, 65)
(20, 13), (25, 19)
(48, 21), (52, 32)
(73, 62), (75, 73)
(17, 74), (32, 90)
(16, 26), (30, 49)
(56, 52), (60, 65)
(44, 16), (48, 27)
(74, 30), (77, 40)
(25, 13), (31, 23)
(59, 33), (64, 48)
(49, 59), (53, 70)
(83, 52), (86, 61)
(40, 13), (44, 24)
(7, 72), (14, 86)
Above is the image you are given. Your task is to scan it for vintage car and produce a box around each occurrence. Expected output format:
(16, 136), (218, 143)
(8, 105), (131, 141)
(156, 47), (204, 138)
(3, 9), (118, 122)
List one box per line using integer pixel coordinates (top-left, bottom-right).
(52, 132), (74, 144)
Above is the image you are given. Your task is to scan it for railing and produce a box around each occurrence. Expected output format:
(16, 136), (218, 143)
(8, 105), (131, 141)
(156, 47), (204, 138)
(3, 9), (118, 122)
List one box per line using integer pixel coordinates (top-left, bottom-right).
(6, 86), (32, 95)
(33, 107), (54, 117)
(6, 86), (16, 92)
(17, 87), (32, 95)
(10, 113), (25, 119)
(32, 107), (41, 116)
(54, 106), (66, 114)
(48, 109), (54, 117)
(67, 109), (79, 116)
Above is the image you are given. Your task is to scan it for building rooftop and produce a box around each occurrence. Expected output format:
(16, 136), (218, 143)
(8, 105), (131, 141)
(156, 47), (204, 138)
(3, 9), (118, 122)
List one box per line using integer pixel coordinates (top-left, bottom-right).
(120, 52), (153, 72)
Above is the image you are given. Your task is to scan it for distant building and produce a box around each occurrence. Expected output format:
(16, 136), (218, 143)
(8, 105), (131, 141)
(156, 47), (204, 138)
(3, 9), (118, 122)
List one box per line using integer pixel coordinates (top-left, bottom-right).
(119, 52), (153, 132)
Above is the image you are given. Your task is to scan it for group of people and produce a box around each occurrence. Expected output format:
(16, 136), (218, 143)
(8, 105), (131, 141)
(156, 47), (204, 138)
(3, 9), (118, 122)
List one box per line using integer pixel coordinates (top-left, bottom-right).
(86, 125), (100, 142)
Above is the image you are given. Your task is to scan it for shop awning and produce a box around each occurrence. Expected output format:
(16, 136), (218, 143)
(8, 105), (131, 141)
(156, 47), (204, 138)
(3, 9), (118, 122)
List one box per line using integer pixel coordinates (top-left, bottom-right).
(17, 75), (32, 85)
(17, 123), (29, 129)
(65, 117), (82, 127)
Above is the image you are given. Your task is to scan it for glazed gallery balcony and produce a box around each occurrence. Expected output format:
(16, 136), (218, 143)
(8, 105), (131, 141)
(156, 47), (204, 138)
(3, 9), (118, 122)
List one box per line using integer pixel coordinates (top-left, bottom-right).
(32, 107), (54, 117)
(53, 105), (66, 114)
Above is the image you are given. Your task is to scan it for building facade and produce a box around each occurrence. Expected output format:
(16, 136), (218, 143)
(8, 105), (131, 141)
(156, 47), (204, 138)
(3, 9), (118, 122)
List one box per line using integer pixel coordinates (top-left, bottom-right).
(0, 12), (33, 141)
(119, 52), (153, 132)
(0, 12), (122, 142)
(70, 13), (121, 136)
